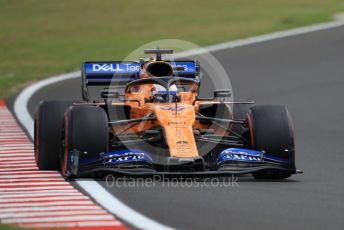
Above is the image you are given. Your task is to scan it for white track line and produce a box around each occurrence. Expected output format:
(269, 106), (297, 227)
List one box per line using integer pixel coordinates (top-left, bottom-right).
(0, 189), (76, 193)
(0, 187), (74, 192)
(13, 17), (344, 230)
(0, 164), (37, 167)
(0, 154), (35, 157)
(173, 20), (344, 58)
(1, 215), (115, 224)
(0, 170), (60, 174)
(0, 178), (65, 182)
(22, 221), (121, 228)
(0, 197), (90, 202)
(0, 147), (33, 149)
(0, 201), (95, 208)
(0, 193), (82, 198)
(0, 174), (61, 179)
(0, 206), (103, 213)
(78, 180), (174, 230)
(0, 168), (38, 172)
(0, 147), (33, 150)
(0, 182), (72, 186)
(0, 160), (35, 163)
(0, 210), (108, 218)
(14, 71), (80, 138)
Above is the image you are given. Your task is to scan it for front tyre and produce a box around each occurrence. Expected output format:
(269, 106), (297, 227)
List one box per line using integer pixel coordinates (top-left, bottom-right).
(61, 105), (109, 177)
(246, 105), (295, 179)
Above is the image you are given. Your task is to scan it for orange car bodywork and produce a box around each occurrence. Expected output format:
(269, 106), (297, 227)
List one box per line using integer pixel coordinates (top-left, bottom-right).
(110, 89), (229, 158)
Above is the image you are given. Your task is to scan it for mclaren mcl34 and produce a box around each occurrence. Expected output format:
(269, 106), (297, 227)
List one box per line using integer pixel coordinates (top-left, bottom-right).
(34, 49), (301, 179)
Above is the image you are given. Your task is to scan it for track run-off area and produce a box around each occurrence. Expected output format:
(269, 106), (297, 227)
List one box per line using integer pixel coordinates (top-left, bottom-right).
(0, 100), (127, 229)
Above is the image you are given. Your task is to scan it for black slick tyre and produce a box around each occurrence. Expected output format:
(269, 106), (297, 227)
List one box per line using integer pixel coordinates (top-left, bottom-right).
(246, 105), (295, 179)
(61, 105), (109, 177)
(34, 101), (74, 170)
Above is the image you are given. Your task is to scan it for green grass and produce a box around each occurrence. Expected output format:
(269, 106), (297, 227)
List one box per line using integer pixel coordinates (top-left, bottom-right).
(1, 0), (344, 97)
(0, 225), (26, 230)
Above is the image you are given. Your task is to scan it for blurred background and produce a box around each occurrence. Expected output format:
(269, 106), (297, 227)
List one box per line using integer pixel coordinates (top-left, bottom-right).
(0, 0), (343, 98)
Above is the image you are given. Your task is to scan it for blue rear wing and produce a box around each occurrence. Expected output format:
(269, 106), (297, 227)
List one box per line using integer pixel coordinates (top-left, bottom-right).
(83, 61), (141, 85)
(169, 61), (199, 77)
(81, 60), (200, 100)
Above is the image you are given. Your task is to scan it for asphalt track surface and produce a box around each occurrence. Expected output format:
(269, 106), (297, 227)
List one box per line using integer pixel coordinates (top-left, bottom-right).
(25, 26), (344, 229)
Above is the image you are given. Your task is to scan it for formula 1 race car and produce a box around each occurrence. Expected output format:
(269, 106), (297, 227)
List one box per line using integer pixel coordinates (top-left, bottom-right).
(34, 48), (300, 179)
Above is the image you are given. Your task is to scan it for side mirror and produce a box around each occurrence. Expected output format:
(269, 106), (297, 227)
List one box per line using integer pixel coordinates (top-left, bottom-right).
(101, 88), (119, 99)
(214, 89), (231, 98)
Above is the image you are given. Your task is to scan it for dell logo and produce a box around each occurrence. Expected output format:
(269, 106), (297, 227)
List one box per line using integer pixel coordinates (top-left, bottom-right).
(92, 64), (124, 72)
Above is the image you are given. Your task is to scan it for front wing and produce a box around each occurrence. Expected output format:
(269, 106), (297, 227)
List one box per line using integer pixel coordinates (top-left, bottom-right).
(63, 148), (300, 178)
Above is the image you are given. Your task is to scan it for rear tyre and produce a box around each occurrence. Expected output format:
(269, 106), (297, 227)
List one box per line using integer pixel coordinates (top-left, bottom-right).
(62, 105), (109, 177)
(34, 101), (74, 170)
(246, 105), (295, 179)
